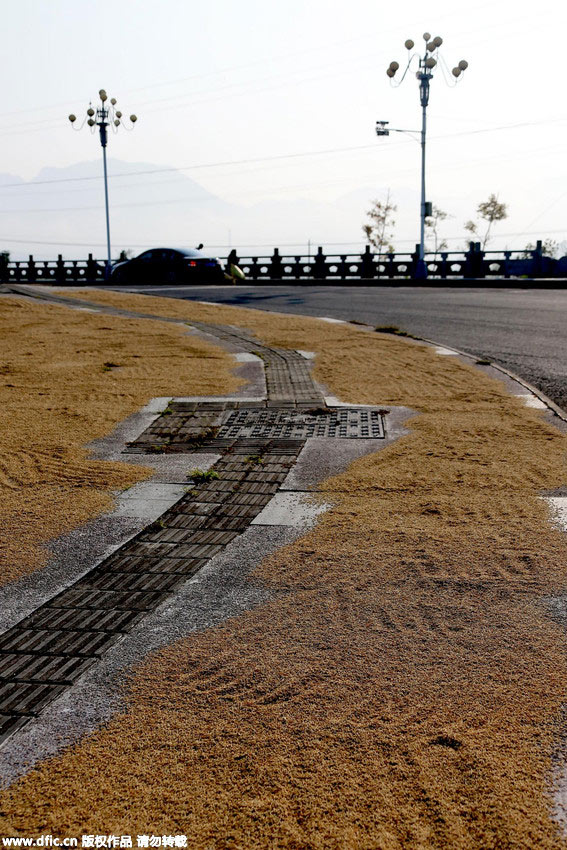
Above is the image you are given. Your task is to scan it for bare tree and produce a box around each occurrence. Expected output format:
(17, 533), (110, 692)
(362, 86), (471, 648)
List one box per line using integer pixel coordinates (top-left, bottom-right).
(465, 194), (508, 249)
(523, 239), (558, 258)
(425, 206), (449, 256)
(363, 190), (396, 253)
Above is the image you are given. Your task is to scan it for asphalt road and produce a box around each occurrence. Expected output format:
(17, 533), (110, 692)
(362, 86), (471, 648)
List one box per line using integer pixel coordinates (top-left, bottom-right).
(111, 284), (567, 412)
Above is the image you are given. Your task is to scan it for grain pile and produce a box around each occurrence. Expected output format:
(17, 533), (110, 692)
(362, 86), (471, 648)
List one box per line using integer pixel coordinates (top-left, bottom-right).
(2, 288), (567, 848)
(0, 295), (240, 585)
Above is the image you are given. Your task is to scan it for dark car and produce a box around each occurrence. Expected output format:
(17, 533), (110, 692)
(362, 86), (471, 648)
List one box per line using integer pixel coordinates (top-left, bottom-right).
(110, 247), (225, 284)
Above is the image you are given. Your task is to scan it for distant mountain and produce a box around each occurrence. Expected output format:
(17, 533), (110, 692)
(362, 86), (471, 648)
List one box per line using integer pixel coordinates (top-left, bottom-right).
(0, 158), (387, 260)
(0, 173), (25, 188)
(0, 158), (562, 260)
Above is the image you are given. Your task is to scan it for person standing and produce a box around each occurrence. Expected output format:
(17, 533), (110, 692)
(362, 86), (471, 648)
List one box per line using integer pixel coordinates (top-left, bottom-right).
(225, 249), (245, 283)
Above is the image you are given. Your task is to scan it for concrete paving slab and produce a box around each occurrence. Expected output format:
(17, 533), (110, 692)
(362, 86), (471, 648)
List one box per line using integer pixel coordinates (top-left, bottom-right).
(518, 394), (548, 409)
(126, 454), (222, 484)
(553, 764), (567, 833)
(324, 396), (379, 408)
(232, 358), (266, 398)
(251, 492), (330, 527)
(173, 396), (265, 403)
(112, 498), (186, 519)
(435, 347), (459, 355)
(117, 482), (189, 501)
(142, 396), (172, 414)
(234, 352), (262, 363)
(542, 497), (567, 531)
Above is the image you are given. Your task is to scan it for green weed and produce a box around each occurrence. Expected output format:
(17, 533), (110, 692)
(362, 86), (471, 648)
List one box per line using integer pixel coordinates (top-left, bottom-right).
(188, 469), (220, 483)
(147, 442), (169, 454)
(244, 454), (264, 465)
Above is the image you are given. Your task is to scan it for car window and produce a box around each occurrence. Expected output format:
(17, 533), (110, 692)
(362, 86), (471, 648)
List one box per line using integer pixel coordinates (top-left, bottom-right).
(136, 249), (186, 263)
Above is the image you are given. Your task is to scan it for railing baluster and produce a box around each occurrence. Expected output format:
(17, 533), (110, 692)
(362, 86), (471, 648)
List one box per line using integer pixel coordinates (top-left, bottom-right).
(271, 248), (282, 280)
(0, 244), (563, 285)
(27, 254), (36, 282)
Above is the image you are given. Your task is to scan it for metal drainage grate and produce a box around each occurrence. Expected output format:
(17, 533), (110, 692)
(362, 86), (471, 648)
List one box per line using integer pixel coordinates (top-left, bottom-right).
(217, 407), (385, 440)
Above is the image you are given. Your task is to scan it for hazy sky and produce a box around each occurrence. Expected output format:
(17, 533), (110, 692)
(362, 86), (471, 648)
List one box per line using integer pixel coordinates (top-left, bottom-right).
(1, 0), (566, 257)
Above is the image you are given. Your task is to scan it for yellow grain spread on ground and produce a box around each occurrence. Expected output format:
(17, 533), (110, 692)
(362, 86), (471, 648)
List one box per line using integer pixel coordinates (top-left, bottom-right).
(1, 288), (567, 848)
(0, 295), (241, 585)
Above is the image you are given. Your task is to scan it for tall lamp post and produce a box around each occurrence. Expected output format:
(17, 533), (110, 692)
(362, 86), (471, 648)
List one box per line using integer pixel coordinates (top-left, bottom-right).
(68, 90), (137, 280)
(377, 34), (468, 279)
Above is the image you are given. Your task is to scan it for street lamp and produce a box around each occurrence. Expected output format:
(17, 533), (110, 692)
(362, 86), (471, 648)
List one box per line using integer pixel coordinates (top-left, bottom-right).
(378, 34), (468, 279)
(68, 90), (138, 280)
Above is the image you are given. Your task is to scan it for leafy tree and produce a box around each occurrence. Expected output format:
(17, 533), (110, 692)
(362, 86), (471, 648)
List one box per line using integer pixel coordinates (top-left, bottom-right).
(363, 190), (396, 253)
(465, 194), (508, 249)
(425, 206), (449, 256)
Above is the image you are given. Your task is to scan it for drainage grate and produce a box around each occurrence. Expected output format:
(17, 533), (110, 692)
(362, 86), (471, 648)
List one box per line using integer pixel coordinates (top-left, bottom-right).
(218, 407), (385, 440)
(125, 322), (388, 453)
(128, 405), (385, 453)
